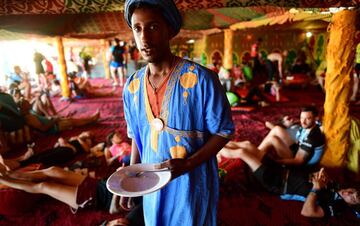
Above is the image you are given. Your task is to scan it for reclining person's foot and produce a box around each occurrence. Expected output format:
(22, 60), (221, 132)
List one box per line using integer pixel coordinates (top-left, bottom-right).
(57, 138), (76, 152)
(0, 155), (11, 173)
(0, 162), (8, 176)
(22, 143), (35, 160)
(92, 109), (101, 121)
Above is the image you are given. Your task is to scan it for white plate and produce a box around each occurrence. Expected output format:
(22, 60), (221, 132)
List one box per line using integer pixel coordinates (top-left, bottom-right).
(106, 163), (172, 197)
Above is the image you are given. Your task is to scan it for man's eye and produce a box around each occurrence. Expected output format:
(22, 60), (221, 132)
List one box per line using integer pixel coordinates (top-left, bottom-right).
(149, 25), (158, 30)
(133, 26), (140, 32)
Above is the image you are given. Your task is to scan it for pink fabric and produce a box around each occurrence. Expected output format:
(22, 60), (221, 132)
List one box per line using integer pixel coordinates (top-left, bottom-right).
(109, 142), (131, 162)
(250, 43), (258, 57)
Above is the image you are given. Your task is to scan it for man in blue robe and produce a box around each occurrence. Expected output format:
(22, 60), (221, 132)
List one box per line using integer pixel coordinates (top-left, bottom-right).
(122, 0), (234, 225)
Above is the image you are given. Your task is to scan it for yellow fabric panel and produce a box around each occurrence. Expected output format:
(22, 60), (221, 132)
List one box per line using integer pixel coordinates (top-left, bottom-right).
(356, 43), (360, 64)
(321, 10), (358, 167)
(347, 117), (360, 173)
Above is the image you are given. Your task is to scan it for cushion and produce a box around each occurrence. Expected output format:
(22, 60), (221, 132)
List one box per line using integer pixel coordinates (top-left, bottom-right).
(226, 92), (240, 107)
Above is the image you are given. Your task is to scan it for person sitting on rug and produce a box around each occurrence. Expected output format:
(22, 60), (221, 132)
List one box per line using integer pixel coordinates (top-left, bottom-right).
(0, 92), (26, 132)
(257, 105), (324, 167)
(0, 164), (127, 215)
(16, 96), (100, 135)
(0, 131), (97, 171)
(217, 143), (360, 218)
(49, 79), (62, 97)
(5, 65), (32, 100)
(261, 80), (281, 102)
(104, 130), (131, 166)
(69, 74), (115, 98)
(235, 81), (270, 107)
(290, 51), (313, 77)
(31, 90), (59, 118)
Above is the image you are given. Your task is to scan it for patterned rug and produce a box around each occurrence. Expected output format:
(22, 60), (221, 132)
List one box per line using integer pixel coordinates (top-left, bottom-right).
(1, 78), (360, 226)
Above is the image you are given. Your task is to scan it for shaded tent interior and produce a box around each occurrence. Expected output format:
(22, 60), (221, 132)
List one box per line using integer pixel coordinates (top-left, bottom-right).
(0, 0), (359, 225)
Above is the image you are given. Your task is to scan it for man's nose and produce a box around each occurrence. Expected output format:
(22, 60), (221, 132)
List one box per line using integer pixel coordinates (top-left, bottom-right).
(140, 29), (150, 43)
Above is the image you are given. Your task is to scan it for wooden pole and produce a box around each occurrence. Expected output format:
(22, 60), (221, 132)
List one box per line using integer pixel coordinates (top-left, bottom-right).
(203, 35), (209, 66)
(321, 10), (359, 167)
(55, 37), (70, 99)
(101, 39), (111, 79)
(223, 29), (234, 70)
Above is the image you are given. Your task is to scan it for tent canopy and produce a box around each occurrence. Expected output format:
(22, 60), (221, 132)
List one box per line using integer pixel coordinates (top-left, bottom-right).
(0, 0), (357, 39)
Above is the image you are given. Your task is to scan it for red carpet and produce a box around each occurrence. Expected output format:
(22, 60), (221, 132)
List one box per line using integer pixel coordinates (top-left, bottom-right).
(1, 79), (360, 226)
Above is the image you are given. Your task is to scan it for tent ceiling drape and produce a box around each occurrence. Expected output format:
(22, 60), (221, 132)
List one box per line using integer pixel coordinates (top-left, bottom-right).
(0, 0), (357, 39)
(0, 0), (358, 15)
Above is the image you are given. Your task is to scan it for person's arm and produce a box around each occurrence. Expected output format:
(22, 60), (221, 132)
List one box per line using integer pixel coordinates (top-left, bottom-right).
(301, 168), (327, 217)
(104, 147), (122, 166)
(158, 135), (229, 179)
(278, 57), (283, 79)
(276, 149), (308, 165)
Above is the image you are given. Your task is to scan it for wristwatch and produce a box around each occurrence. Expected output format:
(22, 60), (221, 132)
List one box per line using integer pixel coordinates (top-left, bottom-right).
(310, 188), (321, 195)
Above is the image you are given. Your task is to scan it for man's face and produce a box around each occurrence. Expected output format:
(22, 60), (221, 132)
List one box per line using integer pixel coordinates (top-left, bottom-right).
(300, 111), (316, 129)
(112, 132), (123, 144)
(14, 66), (21, 75)
(338, 188), (360, 205)
(131, 7), (172, 63)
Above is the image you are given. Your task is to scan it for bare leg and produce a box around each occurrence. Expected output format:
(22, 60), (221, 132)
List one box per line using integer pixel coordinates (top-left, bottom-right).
(6, 166), (85, 186)
(41, 94), (58, 116)
(0, 174), (81, 209)
(32, 98), (49, 116)
(19, 81), (32, 100)
(110, 66), (119, 86)
(219, 146), (263, 172)
(266, 136), (293, 159)
(218, 141), (264, 163)
(0, 155), (20, 171)
(57, 110), (100, 131)
(258, 125), (293, 151)
(86, 88), (114, 97)
(118, 67), (125, 86)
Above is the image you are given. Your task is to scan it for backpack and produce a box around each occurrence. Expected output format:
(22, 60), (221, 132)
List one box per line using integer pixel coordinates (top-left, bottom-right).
(112, 45), (124, 63)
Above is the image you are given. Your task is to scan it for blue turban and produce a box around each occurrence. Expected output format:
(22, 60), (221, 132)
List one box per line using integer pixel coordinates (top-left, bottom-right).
(124, 0), (182, 36)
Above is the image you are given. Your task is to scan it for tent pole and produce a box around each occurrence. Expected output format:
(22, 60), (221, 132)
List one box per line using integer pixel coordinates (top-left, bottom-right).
(55, 36), (70, 100)
(322, 9), (359, 167)
(223, 29), (234, 70)
(101, 39), (111, 79)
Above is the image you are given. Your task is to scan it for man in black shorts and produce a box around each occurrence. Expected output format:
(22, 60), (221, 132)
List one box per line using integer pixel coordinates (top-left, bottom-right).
(218, 142), (360, 218)
(0, 131), (94, 170)
(258, 106), (324, 167)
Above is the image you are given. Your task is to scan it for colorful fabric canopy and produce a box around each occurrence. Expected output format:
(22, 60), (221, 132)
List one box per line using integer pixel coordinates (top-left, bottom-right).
(0, 0), (357, 15)
(230, 11), (332, 30)
(0, 0), (356, 39)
